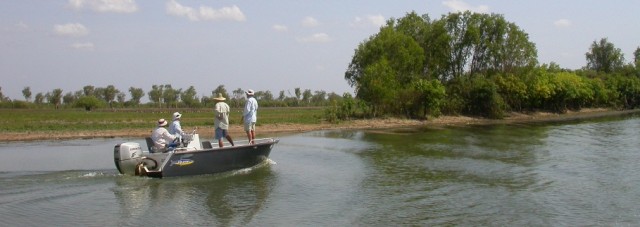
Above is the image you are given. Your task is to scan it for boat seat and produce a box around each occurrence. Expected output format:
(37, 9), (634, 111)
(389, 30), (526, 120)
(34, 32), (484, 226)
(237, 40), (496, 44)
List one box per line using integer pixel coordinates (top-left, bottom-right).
(202, 141), (213, 149)
(145, 137), (155, 153)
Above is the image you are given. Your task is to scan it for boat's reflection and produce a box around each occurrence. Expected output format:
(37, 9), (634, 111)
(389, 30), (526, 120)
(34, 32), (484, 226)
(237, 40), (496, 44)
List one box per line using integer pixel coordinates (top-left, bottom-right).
(113, 162), (275, 226)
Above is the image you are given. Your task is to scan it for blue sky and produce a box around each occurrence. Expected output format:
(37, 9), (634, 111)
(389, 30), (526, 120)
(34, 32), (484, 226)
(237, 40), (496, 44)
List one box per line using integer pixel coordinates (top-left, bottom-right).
(1, 0), (639, 101)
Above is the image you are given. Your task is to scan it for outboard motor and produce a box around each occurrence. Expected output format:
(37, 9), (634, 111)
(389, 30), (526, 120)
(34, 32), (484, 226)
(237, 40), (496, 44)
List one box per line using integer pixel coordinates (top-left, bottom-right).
(114, 142), (143, 175)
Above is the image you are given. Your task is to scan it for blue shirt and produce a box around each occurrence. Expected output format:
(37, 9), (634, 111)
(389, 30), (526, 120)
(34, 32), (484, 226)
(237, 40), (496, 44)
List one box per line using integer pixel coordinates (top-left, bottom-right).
(168, 120), (184, 137)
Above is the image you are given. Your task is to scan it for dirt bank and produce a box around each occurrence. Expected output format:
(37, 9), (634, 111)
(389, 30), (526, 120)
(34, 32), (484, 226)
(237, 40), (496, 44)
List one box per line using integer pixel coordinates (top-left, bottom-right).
(2, 108), (638, 142)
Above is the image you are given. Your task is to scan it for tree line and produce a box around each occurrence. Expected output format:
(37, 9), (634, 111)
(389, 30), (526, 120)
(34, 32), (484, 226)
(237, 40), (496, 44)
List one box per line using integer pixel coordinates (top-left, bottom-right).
(0, 84), (344, 110)
(327, 11), (640, 121)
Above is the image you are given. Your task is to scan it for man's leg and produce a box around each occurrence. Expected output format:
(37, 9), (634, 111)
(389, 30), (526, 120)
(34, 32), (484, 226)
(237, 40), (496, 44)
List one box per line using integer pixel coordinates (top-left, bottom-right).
(225, 133), (235, 146)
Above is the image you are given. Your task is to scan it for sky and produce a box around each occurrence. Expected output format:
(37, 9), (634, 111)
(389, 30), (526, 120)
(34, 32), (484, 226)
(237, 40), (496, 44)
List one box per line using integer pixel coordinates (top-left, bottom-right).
(1, 0), (639, 101)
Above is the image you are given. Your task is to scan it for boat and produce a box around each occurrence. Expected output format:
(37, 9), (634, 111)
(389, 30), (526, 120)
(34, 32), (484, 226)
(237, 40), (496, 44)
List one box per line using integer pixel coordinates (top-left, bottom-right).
(113, 132), (278, 178)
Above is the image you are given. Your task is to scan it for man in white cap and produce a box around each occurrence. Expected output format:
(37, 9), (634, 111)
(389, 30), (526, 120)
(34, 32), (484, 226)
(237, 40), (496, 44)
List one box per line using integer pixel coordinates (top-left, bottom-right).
(242, 89), (258, 144)
(151, 118), (177, 152)
(169, 112), (185, 139)
(213, 93), (234, 147)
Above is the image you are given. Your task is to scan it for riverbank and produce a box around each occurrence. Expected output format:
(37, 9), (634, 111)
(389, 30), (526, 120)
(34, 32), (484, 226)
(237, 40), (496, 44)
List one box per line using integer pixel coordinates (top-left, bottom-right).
(1, 108), (638, 141)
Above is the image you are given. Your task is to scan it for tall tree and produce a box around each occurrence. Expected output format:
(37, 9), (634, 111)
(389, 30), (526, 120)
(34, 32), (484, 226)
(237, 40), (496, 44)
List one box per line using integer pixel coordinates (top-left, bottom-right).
(345, 24), (424, 92)
(128, 87), (144, 105)
(212, 85), (229, 99)
(181, 86), (199, 107)
(302, 89), (313, 104)
(48, 88), (63, 109)
(162, 84), (180, 107)
(103, 85), (119, 107)
(311, 90), (327, 104)
(585, 38), (625, 73)
(294, 87), (301, 100)
(63, 92), (76, 104)
(22, 86), (32, 102)
(148, 85), (164, 106)
(83, 85), (95, 97)
(34, 92), (44, 104)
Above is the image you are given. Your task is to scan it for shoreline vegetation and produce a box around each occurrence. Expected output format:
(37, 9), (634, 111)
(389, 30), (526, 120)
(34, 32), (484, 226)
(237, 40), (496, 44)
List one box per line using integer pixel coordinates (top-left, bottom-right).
(2, 108), (638, 142)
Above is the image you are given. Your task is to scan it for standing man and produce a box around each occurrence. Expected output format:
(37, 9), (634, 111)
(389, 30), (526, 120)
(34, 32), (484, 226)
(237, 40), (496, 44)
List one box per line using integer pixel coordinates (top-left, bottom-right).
(242, 89), (258, 144)
(213, 93), (234, 147)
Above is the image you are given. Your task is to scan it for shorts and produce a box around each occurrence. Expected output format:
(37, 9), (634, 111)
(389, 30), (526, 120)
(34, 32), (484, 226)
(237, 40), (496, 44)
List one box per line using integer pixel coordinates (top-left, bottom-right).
(214, 127), (228, 140)
(244, 121), (256, 132)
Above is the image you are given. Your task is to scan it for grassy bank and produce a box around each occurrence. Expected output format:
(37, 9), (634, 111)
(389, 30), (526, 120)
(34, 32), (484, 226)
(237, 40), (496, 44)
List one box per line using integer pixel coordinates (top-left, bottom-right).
(0, 107), (325, 132)
(2, 107), (639, 142)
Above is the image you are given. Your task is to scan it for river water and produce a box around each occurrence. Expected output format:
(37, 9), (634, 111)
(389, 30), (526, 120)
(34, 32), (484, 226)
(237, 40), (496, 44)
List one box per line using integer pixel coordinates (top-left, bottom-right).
(1, 114), (640, 226)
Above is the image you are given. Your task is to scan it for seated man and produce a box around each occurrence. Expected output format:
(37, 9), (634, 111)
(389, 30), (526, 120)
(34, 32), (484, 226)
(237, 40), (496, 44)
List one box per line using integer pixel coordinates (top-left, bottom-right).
(151, 118), (178, 152)
(169, 112), (186, 140)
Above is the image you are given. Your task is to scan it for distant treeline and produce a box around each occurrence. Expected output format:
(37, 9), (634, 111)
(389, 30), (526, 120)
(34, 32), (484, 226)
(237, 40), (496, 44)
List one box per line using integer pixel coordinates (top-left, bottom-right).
(327, 11), (640, 121)
(0, 84), (344, 111)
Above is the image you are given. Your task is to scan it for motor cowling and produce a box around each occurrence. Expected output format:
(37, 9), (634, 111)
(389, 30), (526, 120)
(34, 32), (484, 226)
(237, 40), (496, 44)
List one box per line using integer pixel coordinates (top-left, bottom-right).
(114, 142), (143, 175)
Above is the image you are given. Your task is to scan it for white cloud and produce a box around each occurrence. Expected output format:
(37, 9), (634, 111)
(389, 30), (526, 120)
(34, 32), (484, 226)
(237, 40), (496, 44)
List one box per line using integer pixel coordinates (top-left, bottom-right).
(554, 19), (572, 28)
(16, 21), (30, 31)
(70, 42), (95, 51)
(301, 16), (320, 27)
(442, 0), (489, 13)
(296, 33), (331, 43)
(351, 14), (386, 28)
(166, 0), (246, 22)
(54, 23), (89, 37)
(68, 0), (137, 13)
(272, 24), (288, 32)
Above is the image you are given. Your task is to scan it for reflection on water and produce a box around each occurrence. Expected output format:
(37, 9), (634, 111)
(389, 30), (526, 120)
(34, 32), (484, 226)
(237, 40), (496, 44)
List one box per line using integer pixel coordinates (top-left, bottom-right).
(112, 164), (275, 226)
(1, 113), (640, 225)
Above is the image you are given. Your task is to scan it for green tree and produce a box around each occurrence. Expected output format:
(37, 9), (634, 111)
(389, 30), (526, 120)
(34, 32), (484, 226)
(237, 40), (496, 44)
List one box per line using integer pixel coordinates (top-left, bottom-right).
(148, 85), (164, 106)
(311, 90), (327, 105)
(48, 88), (63, 109)
(302, 89), (313, 105)
(103, 85), (119, 108)
(345, 24), (424, 89)
(22, 87), (32, 102)
(231, 88), (244, 107)
(585, 38), (625, 73)
(162, 84), (181, 108)
(128, 87), (144, 105)
(440, 12), (537, 78)
(83, 85), (95, 97)
(294, 87), (301, 106)
(75, 95), (103, 111)
(357, 59), (397, 117)
(34, 92), (44, 104)
(212, 85), (229, 100)
(63, 92), (76, 105)
(493, 73), (528, 111)
(181, 86), (199, 107)
(411, 79), (446, 118)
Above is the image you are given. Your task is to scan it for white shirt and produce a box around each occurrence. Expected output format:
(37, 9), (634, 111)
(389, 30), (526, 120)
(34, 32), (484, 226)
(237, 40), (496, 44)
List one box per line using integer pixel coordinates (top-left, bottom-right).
(151, 127), (176, 150)
(214, 102), (231, 130)
(243, 97), (258, 123)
